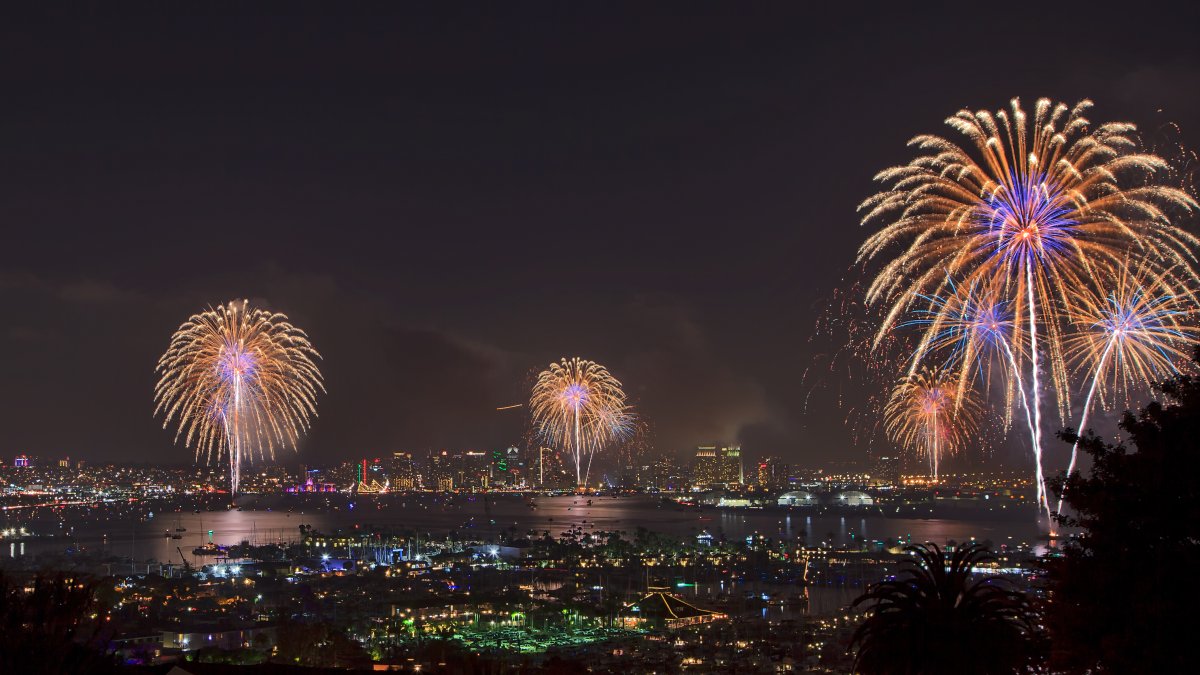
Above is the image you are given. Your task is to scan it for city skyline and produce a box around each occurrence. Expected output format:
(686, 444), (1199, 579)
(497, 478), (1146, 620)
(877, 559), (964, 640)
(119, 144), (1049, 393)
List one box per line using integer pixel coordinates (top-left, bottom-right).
(3, 7), (1200, 471)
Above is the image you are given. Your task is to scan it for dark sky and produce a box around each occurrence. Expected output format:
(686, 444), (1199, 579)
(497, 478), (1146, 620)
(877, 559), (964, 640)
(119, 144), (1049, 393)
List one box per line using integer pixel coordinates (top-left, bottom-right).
(2, 4), (1199, 469)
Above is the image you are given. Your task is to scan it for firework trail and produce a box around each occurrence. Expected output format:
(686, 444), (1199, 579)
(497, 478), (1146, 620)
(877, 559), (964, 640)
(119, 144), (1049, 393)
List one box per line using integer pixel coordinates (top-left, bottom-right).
(1059, 266), (1200, 512)
(154, 300), (323, 494)
(530, 357), (633, 488)
(884, 367), (980, 480)
(859, 97), (1198, 506)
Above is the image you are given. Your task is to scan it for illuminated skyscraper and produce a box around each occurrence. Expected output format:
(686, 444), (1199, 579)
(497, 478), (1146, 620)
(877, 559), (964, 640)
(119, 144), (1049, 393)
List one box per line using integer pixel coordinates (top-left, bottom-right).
(691, 445), (743, 489)
(869, 452), (901, 486)
(756, 456), (787, 488)
(389, 452), (419, 491)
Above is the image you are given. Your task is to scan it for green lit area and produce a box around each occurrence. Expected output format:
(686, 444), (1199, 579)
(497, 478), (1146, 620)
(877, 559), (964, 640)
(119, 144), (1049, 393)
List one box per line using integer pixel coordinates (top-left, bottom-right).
(441, 625), (634, 654)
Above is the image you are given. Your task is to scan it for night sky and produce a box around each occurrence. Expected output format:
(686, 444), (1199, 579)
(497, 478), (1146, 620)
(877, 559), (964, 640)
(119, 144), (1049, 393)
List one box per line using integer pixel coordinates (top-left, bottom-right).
(2, 5), (1199, 469)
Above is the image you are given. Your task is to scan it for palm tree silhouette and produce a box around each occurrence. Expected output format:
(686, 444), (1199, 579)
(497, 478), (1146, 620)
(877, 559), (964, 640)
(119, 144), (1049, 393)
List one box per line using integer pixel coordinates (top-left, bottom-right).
(850, 543), (1042, 674)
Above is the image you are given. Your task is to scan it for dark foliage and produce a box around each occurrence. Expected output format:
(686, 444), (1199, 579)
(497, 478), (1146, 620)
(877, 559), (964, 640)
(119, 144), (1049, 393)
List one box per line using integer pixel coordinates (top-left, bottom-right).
(850, 543), (1042, 674)
(271, 619), (370, 668)
(1046, 353), (1200, 673)
(0, 571), (116, 674)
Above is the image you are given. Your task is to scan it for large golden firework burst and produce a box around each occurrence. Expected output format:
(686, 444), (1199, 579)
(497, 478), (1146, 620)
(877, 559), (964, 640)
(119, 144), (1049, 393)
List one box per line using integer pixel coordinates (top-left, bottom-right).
(154, 300), (323, 493)
(529, 357), (633, 488)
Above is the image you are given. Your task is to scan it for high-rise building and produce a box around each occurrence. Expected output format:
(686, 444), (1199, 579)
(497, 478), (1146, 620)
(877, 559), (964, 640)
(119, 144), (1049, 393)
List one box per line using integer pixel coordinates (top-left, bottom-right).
(455, 451), (491, 490)
(869, 453), (901, 486)
(428, 450), (454, 488)
(756, 456), (786, 488)
(644, 456), (682, 491)
(13, 455), (29, 468)
(610, 461), (642, 490)
(495, 446), (525, 488)
(691, 445), (743, 489)
(533, 448), (572, 490)
(389, 452), (420, 491)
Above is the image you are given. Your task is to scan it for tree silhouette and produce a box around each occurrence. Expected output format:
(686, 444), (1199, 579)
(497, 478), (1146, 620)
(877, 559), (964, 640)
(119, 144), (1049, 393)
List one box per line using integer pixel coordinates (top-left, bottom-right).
(0, 571), (115, 674)
(1047, 350), (1200, 673)
(272, 619), (370, 668)
(850, 543), (1042, 674)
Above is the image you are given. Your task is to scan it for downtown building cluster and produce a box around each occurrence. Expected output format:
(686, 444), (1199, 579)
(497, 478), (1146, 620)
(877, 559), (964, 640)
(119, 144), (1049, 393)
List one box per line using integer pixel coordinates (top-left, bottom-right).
(0, 447), (1035, 506)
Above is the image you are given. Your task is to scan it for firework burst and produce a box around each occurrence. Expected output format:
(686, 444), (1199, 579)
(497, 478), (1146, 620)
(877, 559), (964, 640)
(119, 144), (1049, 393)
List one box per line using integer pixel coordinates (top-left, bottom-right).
(1065, 266), (1200, 403)
(904, 278), (1023, 417)
(884, 367), (980, 480)
(1058, 265), (1200, 511)
(859, 97), (1198, 512)
(530, 357), (633, 488)
(154, 300), (323, 494)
